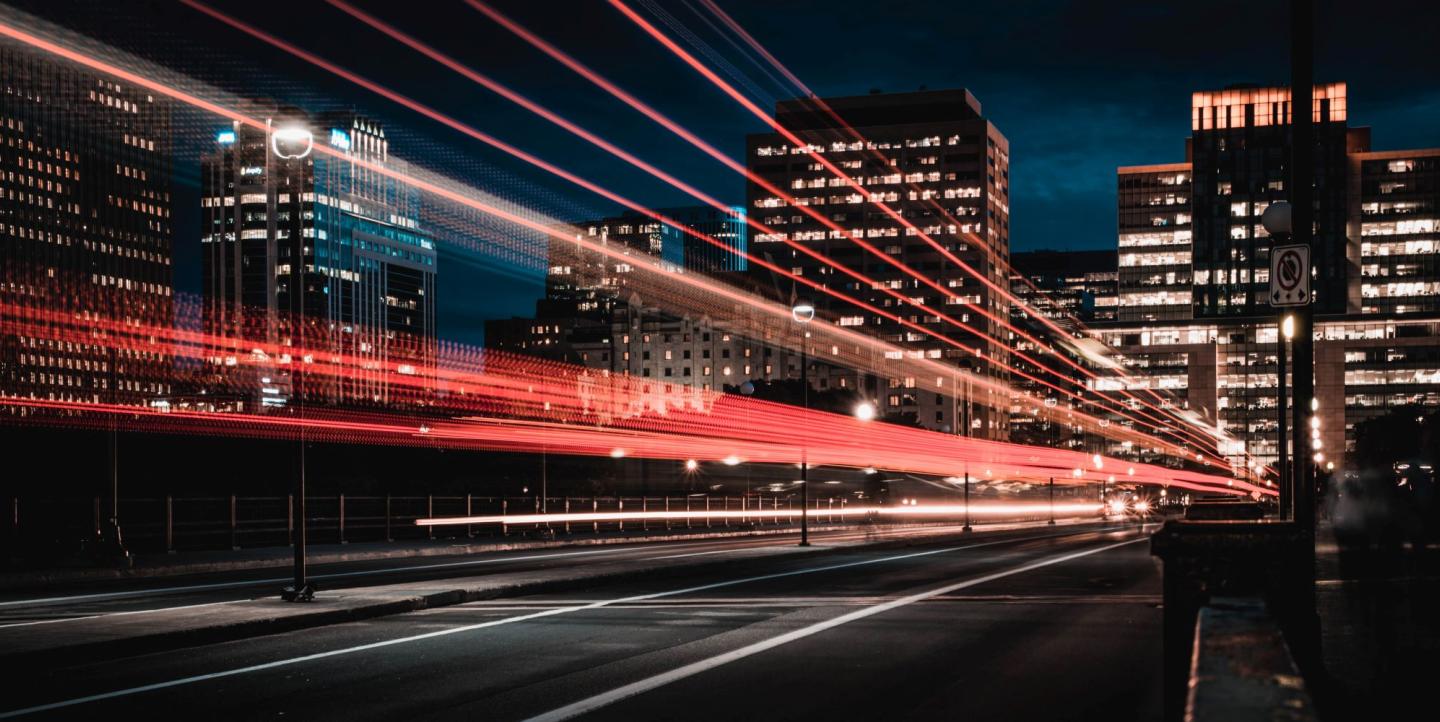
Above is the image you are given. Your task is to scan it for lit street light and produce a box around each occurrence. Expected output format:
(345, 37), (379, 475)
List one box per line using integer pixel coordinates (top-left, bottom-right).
(793, 298), (813, 547)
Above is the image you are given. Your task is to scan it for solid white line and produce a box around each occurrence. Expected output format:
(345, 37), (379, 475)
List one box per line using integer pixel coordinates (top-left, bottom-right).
(0, 540), (737, 609)
(524, 537), (1147, 722)
(648, 548), (757, 560)
(0, 601), (236, 629)
(0, 519), (1091, 610)
(0, 527), (1114, 718)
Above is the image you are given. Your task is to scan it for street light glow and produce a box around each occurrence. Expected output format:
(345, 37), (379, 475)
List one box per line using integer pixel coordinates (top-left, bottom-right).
(1281, 315), (1295, 340)
(853, 401), (877, 422)
(790, 298), (815, 324)
(684, 459), (698, 471)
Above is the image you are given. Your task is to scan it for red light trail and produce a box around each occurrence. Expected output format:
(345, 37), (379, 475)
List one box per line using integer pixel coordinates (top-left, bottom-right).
(605, 0), (1243, 465)
(0, 287), (1272, 501)
(453, 0), (1241, 468)
(0, 11), (1254, 476)
(186, 0), (1240, 470)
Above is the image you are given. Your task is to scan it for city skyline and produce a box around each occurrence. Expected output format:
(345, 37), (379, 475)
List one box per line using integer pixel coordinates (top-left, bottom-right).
(3, 4), (1438, 721)
(4, 1), (1439, 349)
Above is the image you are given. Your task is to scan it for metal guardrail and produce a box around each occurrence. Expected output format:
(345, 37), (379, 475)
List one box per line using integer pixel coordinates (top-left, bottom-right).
(3, 494), (855, 554)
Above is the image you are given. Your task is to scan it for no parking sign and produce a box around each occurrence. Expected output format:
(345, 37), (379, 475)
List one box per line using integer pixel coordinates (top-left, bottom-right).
(1270, 244), (1310, 307)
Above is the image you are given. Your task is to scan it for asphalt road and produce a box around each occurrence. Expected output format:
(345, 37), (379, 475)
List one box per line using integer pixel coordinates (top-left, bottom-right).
(1, 523), (1163, 721)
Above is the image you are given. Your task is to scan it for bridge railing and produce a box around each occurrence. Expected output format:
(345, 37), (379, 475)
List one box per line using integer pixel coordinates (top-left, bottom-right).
(2, 493), (860, 555)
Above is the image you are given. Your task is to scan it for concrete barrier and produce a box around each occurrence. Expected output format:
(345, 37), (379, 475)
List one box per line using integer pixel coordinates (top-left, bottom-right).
(1187, 597), (1315, 722)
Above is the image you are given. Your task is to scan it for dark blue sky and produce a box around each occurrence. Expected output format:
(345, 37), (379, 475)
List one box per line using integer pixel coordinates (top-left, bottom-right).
(11, 0), (1439, 346)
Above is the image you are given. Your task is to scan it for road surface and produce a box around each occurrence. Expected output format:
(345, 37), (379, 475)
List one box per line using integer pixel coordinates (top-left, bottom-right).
(2, 523), (1162, 720)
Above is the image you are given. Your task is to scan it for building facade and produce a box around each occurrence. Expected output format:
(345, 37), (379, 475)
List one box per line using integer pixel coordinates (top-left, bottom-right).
(745, 89), (1011, 439)
(1117, 164), (1193, 322)
(0, 42), (174, 409)
(201, 112), (437, 408)
(1108, 82), (1440, 470)
(1011, 250), (1118, 324)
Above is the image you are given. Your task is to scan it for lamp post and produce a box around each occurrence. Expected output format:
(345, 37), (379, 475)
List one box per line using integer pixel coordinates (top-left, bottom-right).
(1048, 476), (1056, 525)
(1281, 311), (1295, 518)
(962, 471), (972, 533)
(1264, 202), (1295, 520)
(740, 380), (754, 498)
(280, 124), (316, 603)
(105, 345), (127, 560)
(1288, 0), (1317, 536)
(792, 298), (814, 547)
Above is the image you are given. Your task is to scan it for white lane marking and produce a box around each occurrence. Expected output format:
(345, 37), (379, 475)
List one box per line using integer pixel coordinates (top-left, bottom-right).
(0, 527), (1117, 718)
(648, 548), (760, 560)
(0, 540), (743, 609)
(0, 601), (236, 629)
(0, 519), (1087, 611)
(525, 537), (1147, 722)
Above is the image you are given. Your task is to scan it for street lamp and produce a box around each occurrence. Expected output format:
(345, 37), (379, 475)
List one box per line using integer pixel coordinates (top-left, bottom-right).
(792, 298), (814, 546)
(853, 400), (877, 422)
(1266, 202), (1296, 520)
(1276, 313), (1295, 518)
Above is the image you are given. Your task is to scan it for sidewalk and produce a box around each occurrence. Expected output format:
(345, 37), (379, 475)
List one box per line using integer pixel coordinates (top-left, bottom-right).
(1, 519), (1106, 668)
(1314, 523), (1440, 719)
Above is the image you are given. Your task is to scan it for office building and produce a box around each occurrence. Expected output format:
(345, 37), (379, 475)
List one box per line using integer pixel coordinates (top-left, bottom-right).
(201, 111), (437, 408)
(0, 43), (174, 408)
(745, 89), (1011, 439)
(1109, 83), (1440, 469)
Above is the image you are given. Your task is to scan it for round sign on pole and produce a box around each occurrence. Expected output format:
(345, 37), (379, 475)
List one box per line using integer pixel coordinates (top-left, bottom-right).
(1270, 244), (1310, 307)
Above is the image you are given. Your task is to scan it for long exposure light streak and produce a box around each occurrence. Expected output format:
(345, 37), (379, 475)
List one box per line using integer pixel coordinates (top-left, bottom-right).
(166, 0), (1223, 464)
(607, 0), (1244, 467)
(461, 0), (1240, 468)
(416, 503), (1109, 527)
(689, 0), (1200, 422)
(0, 9), (1244, 474)
(0, 289), (1271, 500)
(256, 0), (1239, 469)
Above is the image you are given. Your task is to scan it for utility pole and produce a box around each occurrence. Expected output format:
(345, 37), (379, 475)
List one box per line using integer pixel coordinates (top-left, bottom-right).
(962, 471), (972, 533)
(799, 338), (809, 546)
(1289, 0), (1316, 535)
(1048, 477), (1056, 525)
(282, 208), (313, 602)
(105, 345), (127, 561)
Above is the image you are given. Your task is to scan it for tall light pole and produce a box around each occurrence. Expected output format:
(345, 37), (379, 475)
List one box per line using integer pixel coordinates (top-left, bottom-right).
(962, 471), (972, 533)
(279, 124), (315, 603)
(1279, 308), (1296, 519)
(740, 380), (754, 498)
(105, 345), (127, 559)
(1048, 476), (1056, 525)
(1288, 0), (1317, 535)
(792, 298), (814, 547)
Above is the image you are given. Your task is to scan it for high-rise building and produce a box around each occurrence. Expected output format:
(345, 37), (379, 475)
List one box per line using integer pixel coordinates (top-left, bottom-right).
(1010, 250), (1118, 325)
(1006, 250), (1116, 451)
(201, 111), (437, 407)
(1116, 164), (1193, 322)
(1352, 149), (1440, 314)
(745, 89), (1011, 438)
(0, 43), (174, 408)
(1109, 83), (1440, 470)
(1118, 84), (1382, 321)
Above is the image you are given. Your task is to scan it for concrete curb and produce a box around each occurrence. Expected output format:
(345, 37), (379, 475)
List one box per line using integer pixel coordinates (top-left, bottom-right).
(4, 519), (1124, 669)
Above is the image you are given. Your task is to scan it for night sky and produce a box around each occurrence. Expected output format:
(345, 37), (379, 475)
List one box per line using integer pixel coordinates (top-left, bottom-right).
(7, 0), (1439, 347)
